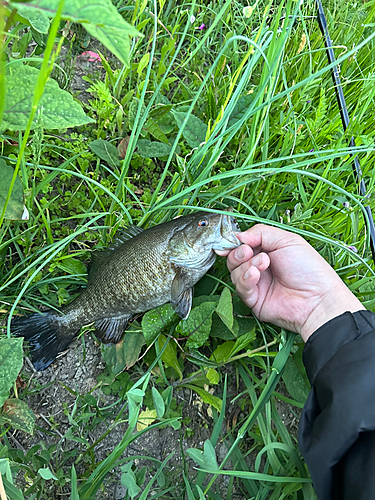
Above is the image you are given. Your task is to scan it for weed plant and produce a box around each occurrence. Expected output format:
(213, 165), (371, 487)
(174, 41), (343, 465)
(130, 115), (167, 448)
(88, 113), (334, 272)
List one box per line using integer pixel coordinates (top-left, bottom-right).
(1, 0), (375, 498)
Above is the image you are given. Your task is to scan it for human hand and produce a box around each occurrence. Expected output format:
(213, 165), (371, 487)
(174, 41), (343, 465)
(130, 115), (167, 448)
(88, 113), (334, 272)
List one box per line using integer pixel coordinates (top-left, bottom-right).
(216, 224), (365, 341)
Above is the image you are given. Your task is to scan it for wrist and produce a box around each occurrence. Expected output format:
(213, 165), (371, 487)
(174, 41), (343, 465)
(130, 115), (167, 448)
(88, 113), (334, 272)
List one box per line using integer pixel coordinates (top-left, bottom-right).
(300, 289), (365, 342)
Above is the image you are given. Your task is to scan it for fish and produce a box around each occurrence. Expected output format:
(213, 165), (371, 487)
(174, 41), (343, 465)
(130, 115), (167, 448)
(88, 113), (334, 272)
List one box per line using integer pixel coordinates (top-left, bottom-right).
(11, 209), (241, 371)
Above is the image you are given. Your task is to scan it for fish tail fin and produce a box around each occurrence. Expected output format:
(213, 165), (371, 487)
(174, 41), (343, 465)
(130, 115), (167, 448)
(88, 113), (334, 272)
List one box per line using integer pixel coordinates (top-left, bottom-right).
(11, 312), (78, 371)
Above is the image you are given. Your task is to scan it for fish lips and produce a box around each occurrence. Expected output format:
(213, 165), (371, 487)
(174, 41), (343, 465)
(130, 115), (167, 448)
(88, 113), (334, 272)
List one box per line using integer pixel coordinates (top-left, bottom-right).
(211, 212), (242, 251)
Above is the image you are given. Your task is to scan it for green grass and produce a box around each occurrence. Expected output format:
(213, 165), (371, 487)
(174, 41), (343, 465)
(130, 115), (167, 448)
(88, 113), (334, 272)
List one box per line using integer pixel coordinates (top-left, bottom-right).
(1, 0), (375, 498)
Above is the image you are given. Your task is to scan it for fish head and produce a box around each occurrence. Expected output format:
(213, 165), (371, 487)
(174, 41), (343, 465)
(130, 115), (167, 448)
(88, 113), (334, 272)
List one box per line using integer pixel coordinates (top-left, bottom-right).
(168, 208), (241, 268)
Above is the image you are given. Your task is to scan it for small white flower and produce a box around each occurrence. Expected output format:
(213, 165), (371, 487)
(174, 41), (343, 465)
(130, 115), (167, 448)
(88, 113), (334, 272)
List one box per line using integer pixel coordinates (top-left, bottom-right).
(190, 14), (196, 23)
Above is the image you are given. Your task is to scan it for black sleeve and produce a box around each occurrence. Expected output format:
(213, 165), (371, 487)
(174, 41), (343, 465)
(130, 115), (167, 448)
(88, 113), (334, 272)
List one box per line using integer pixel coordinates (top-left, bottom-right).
(298, 310), (375, 500)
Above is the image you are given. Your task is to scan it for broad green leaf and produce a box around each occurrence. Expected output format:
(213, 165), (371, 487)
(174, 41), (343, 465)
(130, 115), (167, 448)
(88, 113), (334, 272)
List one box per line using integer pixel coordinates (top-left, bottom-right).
(149, 104), (173, 120)
(206, 368), (219, 385)
(182, 302), (216, 349)
(142, 304), (177, 344)
(209, 314), (236, 340)
(233, 317), (257, 337)
(291, 343), (311, 388)
(137, 408), (157, 431)
(162, 76), (178, 90)
(151, 387), (165, 418)
(12, 0), (142, 66)
(186, 349), (219, 368)
(136, 139), (172, 159)
(126, 399), (141, 438)
(216, 287), (234, 331)
(0, 160), (25, 220)
(156, 113), (175, 135)
(15, 7), (50, 33)
(187, 440), (218, 470)
(83, 19), (138, 69)
(172, 111), (208, 148)
(161, 386), (173, 412)
(137, 53), (150, 75)
(282, 350), (310, 404)
(210, 342), (235, 364)
(121, 463), (141, 498)
(89, 139), (121, 167)
(127, 388), (145, 404)
(101, 340), (126, 374)
(228, 92), (255, 127)
(146, 117), (169, 143)
(123, 329), (145, 370)
(210, 313), (256, 340)
(56, 257), (87, 276)
(0, 338), (23, 408)
(2, 62), (94, 131)
(233, 294), (252, 315)
(38, 467), (58, 480)
(101, 323), (143, 374)
(192, 295), (220, 307)
(183, 384), (222, 412)
(0, 399), (35, 434)
(0, 459), (12, 483)
(229, 328), (256, 358)
(158, 334), (183, 380)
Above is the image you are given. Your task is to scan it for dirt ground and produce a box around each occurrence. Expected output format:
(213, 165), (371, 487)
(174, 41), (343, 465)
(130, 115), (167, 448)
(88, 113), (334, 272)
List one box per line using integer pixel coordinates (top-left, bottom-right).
(12, 336), (244, 499)
(7, 333), (301, 500)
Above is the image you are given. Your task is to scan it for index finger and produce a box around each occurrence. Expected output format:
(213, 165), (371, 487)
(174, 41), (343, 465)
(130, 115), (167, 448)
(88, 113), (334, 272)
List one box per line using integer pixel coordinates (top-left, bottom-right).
(237, 224), (304, 252)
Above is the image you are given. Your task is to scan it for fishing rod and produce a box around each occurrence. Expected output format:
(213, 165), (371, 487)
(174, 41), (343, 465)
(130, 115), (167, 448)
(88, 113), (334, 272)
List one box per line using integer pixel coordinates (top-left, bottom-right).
(315, 0), (375, 265)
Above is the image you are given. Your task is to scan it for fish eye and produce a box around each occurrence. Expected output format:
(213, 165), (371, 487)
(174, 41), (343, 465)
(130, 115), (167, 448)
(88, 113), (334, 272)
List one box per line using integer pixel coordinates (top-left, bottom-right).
(198, 219), (209, 227)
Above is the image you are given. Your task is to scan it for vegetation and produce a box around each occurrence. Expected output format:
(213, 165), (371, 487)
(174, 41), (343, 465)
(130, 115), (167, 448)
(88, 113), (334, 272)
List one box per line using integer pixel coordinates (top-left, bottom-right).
(1, 0), (375, 498)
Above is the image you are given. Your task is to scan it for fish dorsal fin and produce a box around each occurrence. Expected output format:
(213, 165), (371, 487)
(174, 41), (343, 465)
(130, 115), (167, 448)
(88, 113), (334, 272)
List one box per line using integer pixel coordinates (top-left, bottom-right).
(95, 315), (131, 344)
(89, 225), (144, 278)
(108, 225), (144, 250)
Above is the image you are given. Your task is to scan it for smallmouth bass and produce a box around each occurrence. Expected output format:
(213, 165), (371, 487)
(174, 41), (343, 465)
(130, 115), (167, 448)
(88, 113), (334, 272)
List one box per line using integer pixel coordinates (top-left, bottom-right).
(11, 209), (241, 370)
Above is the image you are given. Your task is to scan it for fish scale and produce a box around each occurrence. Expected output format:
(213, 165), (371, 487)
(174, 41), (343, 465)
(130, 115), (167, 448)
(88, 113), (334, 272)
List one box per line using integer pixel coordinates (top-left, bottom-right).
(11, 209), (241, 370)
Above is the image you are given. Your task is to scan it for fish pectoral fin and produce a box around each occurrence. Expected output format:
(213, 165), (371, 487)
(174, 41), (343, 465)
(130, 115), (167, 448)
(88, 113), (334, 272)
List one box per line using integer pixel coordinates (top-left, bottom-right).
(171, 280), (193, 320)
(95, 316), (131, 344)
(171, 268), (189, 300)
(171, 268), (193, 319)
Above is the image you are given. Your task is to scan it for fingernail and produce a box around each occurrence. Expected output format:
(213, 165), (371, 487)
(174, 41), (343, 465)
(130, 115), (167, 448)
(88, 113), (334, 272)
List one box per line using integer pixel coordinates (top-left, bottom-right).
(235, 246), (244, 260)
(244, 268), (251, 280)
(251, 255), (262, 266)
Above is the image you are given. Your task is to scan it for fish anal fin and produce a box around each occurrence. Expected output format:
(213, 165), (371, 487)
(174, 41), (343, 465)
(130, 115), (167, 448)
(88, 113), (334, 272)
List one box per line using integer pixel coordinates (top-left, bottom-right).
(95, 316), (131, 344)
(171, 269), (193, 319)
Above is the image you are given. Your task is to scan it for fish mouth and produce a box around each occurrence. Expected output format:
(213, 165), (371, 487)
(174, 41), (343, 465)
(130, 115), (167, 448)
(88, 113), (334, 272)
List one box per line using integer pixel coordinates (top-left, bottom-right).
(212, 208), (242, 251)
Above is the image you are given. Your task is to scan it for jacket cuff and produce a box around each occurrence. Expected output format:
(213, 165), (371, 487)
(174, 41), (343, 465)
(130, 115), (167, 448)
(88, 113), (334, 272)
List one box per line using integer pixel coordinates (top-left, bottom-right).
(302, 310), (375, 385)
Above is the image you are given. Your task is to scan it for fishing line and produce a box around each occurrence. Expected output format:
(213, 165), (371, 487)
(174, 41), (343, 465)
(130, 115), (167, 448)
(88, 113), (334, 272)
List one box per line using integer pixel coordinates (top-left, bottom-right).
(315, 0), (375, 264)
